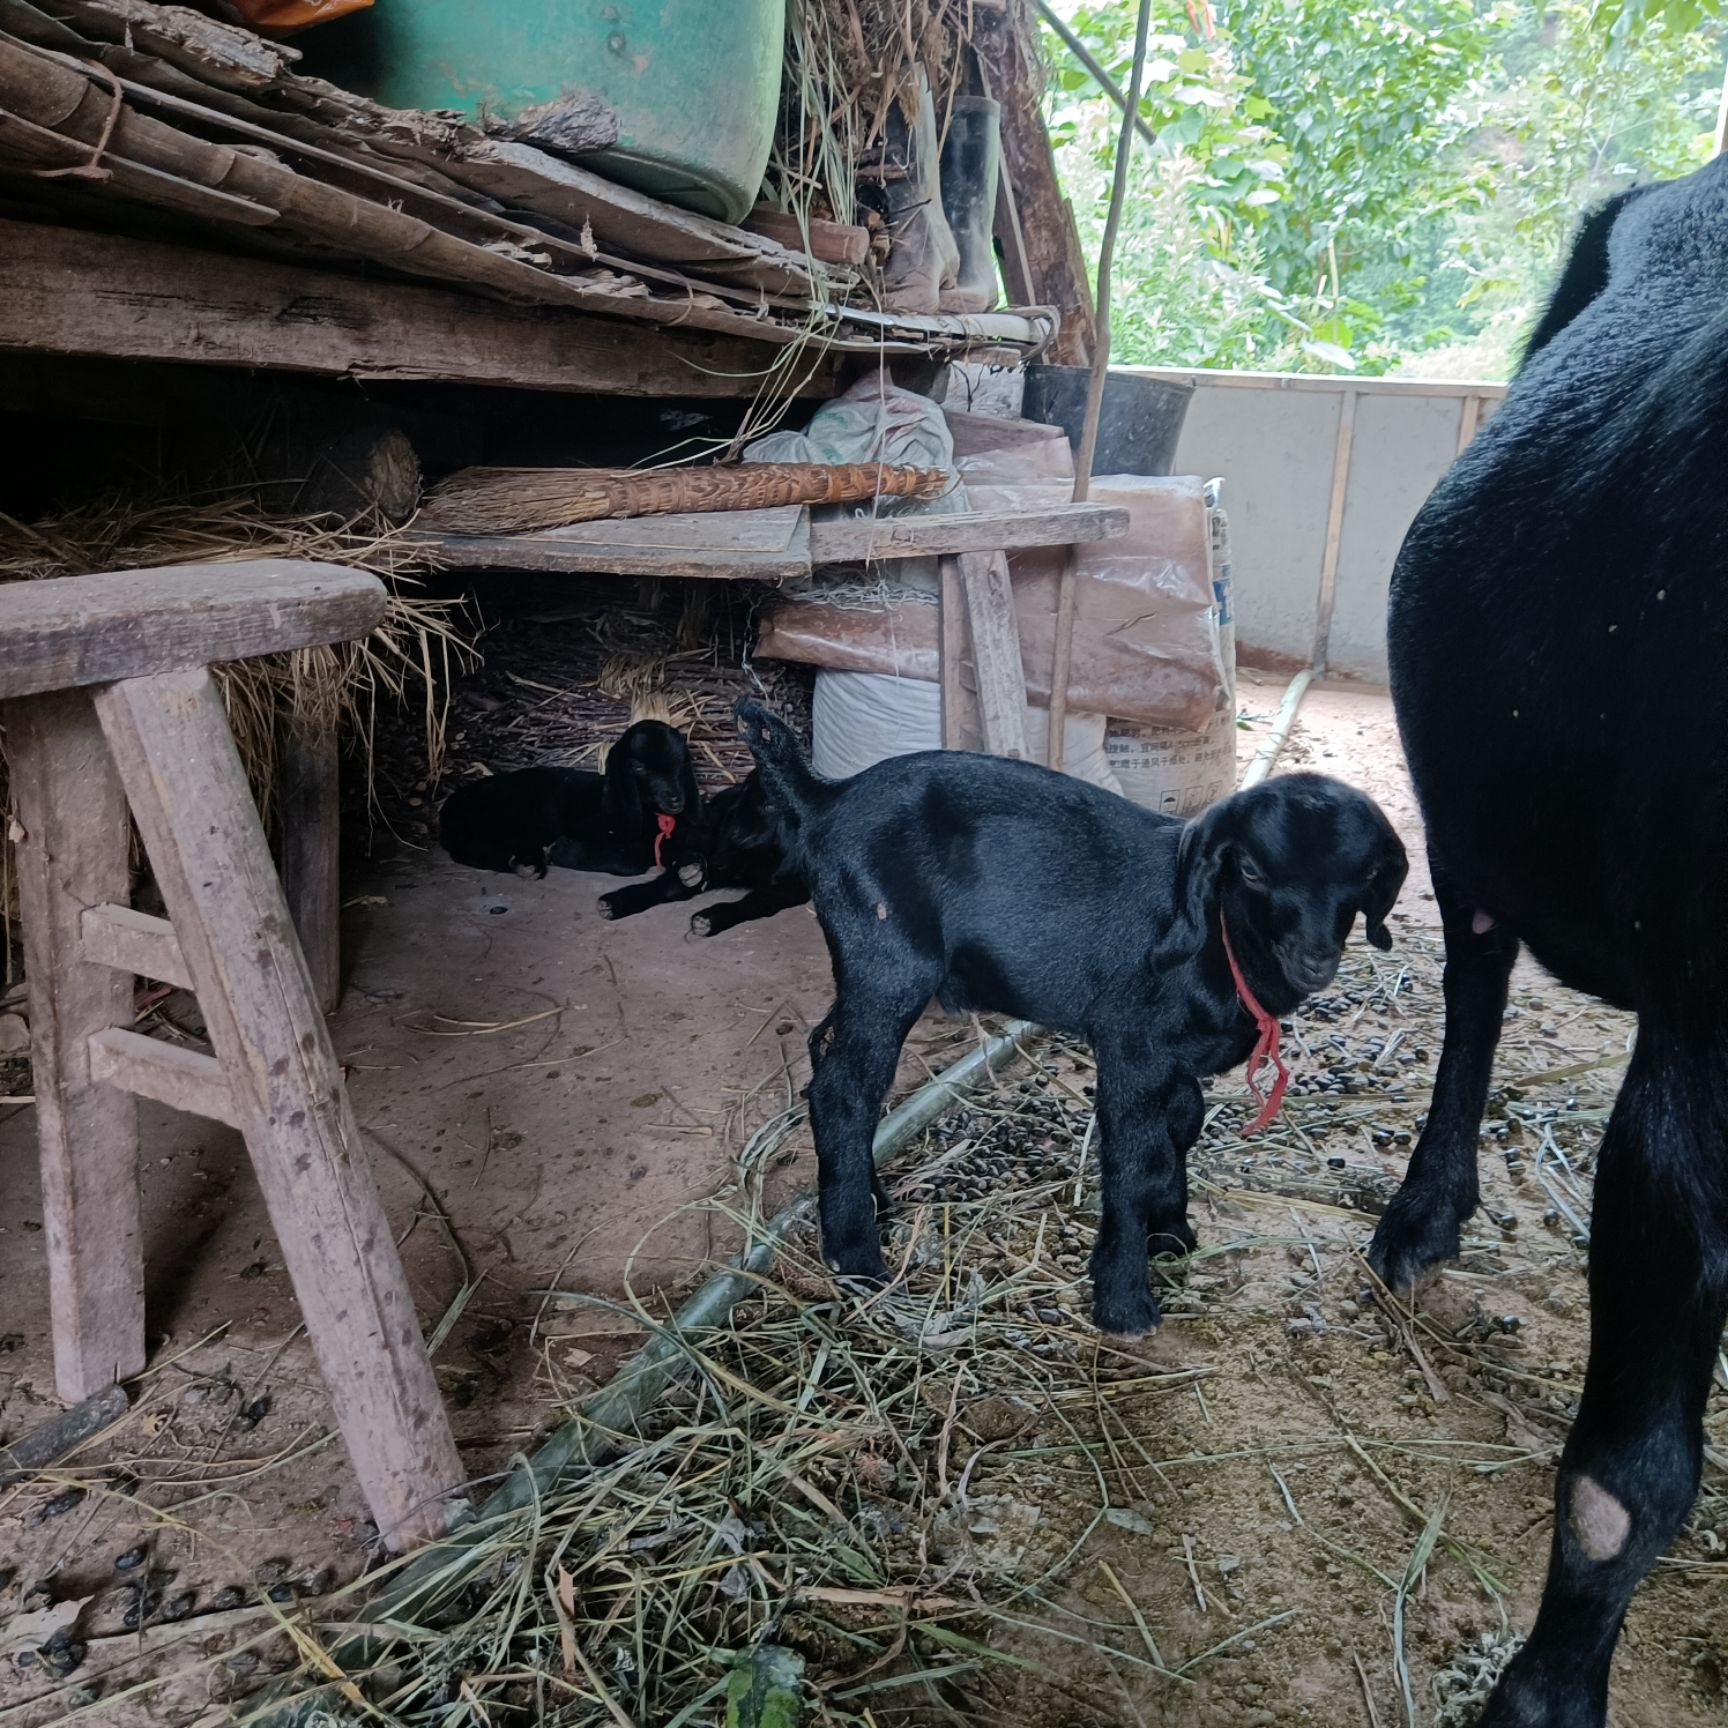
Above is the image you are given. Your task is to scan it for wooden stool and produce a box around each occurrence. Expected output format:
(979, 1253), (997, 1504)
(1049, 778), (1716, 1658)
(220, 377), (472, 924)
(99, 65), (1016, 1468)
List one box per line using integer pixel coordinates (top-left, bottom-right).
(3, 561), (463, 1549)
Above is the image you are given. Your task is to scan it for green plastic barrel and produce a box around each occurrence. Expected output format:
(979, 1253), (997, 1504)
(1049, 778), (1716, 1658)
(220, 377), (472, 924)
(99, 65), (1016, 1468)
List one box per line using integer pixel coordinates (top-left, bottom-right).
(335, 1), (785, 224)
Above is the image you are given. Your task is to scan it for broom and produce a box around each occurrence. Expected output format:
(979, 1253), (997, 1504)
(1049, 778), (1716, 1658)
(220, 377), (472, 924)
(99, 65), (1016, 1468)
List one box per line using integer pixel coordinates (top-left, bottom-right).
(419, 461), (952, 535)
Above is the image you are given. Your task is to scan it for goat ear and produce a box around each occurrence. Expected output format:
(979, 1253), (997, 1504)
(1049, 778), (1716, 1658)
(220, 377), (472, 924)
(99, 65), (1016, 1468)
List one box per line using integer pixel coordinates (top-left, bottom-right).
(605, 742), (645, 835)
(1361, 828), (1409, 952)
(1153, 802), (1229, 968)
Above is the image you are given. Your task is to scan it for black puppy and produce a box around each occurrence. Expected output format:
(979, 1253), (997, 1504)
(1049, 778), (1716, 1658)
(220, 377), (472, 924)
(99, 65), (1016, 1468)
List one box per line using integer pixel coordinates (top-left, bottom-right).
(597, 769), (810, 936)
(739, 700), (1406, 1334)
(439, 720), (697, 878)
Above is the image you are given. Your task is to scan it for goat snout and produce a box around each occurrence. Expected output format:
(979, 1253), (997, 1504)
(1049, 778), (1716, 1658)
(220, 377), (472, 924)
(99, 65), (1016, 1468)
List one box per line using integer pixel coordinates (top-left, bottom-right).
(1276, 942), (1339, 995)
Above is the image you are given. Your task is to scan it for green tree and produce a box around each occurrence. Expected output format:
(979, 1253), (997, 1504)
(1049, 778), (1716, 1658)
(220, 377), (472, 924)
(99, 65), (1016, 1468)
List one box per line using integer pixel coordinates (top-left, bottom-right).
(1041, 0), (1727, 377)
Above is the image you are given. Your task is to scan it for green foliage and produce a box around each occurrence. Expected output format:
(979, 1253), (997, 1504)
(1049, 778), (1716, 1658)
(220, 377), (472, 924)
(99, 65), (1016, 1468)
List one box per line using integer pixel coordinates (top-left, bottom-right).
(1041, 0), (1726, 377)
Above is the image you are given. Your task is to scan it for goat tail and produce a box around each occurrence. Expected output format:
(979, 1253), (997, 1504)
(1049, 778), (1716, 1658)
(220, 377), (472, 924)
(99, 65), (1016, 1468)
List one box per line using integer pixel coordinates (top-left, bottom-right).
(735, 699), (823, 825)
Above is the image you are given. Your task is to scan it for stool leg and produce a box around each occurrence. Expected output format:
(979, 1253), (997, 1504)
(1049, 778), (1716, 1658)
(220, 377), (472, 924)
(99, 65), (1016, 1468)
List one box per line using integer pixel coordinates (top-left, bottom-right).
(95, 669), (462, 1549)
(7, 691), (144, 1400)
(277, 700), (341, 1015)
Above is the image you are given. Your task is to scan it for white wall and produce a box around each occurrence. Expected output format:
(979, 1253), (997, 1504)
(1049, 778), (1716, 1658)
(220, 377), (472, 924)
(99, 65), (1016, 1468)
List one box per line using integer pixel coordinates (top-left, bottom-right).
(1126, 369), (1506, 682)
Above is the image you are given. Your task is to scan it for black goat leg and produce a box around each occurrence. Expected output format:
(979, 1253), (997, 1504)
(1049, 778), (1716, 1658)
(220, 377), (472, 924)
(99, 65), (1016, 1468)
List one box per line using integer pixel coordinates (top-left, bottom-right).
(1090, 1035), (1192, 1336)
(807, 989), (926, 1285)
(1367, 854), (1517, 1289)
(690, 879), (810, 937)
(1479, 1030), (1728, 1728)
(599, 867), (703, 921)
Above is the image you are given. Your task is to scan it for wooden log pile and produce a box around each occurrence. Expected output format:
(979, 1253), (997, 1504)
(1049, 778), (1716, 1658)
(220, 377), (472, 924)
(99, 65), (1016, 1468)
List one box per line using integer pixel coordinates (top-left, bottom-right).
(0, 0), (1057, 360)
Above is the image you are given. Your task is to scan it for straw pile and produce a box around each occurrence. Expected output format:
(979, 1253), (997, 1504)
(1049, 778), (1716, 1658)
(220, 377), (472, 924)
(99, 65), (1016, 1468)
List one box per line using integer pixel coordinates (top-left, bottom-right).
(0, 494), (474, 832)
(770, 0), (980, 223)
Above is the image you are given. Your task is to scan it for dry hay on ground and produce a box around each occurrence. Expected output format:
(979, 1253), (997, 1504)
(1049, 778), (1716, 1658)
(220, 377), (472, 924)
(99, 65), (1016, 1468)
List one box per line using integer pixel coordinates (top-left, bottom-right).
(5, 923), (1722, 1727)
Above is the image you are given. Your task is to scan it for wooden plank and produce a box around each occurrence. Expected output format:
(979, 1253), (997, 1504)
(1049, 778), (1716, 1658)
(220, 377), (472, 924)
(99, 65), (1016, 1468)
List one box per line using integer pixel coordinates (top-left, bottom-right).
(88, 1028), (240, 1128)
(456, 141), (830, 297)
(745, 203), (871, 268)
(80, 903), (193, 990)
(811, 503), (1127, 562)
(1311, 389), (1359, 675)
(427, 508), (813, 582)
(422, 503), (1129, 579)
(277, 708), (341, 1014)
(939, 556), (967, 750)
(6, 690), (144, 1401)
(0, 561), (384, 700)
(0, 39), (801, 346)
(95, 668), (462, 1549)
(0, 219), (836, 397)
(950, 551), (1031, 760)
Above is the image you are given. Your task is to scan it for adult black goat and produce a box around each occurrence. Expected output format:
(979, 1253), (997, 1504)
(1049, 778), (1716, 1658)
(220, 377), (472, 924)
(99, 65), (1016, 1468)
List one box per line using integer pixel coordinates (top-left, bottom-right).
(438, 720), (697, 878)
(1367, 157), (1728, 1728)
(739, 699), (1406, 1335)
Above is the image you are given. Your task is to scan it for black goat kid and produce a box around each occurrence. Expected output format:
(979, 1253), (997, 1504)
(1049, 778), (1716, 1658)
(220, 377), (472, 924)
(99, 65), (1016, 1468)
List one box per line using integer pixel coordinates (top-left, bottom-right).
(739, 700), (1406, 1335)
(438, 720), (697, 878)
(1368, 155), (1728, 1728)
(598, 769), (810, 936)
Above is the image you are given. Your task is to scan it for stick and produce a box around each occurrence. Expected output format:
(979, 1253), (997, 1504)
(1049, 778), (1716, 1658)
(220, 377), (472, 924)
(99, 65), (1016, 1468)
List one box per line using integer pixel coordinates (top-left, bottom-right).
(1072, 0), (1153, 504)
(1034, 2), (1159, 151)
(0, 1384), (129, 1485)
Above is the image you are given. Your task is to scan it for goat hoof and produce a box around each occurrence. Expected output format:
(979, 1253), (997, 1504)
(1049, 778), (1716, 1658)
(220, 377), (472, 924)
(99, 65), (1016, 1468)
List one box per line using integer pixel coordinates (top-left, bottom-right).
(1091, 1285), (1161, 1338)
(598, 898), (619, 920)
(689, 912), (713, 937)
(678, 862), (705, 888)
(827, 1244), (890, 1287)
(1366, 1193), (1465, 1292)
(1148, 1216), (1198, 1258)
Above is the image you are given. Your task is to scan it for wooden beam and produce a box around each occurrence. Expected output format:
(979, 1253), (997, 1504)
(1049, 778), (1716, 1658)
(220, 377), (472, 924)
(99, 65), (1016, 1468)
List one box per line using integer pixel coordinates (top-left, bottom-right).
(81, 903), (194, 991)
(0, 219), (840, 398)
(948, 550), (1032, 760)
(812, 503), (1127, 562)
(7, 690), (145, 1402)
(88, 1028), (240, 1129)
(421, 503), (1129, 580)
(0, 561), (385, 700)
(980, 0), (1095, 364)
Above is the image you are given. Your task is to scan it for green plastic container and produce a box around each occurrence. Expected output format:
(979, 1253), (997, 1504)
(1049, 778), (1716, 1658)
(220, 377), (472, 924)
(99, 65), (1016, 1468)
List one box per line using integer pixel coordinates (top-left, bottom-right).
(340, 0), (785, 224)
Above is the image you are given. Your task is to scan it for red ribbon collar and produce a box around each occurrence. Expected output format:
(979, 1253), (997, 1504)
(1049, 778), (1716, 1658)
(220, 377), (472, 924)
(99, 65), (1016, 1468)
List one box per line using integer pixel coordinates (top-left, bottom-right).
(1220, 912), (1289, 1134)
(654, 812), (677, 868)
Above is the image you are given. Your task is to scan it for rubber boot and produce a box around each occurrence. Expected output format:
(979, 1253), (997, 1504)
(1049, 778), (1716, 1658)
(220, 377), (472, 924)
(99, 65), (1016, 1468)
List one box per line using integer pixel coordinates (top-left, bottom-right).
(938, 95), (1002, 314)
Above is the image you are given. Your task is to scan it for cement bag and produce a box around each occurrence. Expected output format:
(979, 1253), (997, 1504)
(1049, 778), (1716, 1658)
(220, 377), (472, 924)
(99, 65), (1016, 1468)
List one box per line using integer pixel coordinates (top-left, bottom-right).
(812, 670), (1120, 793)
(1106, 481), (1238, 815)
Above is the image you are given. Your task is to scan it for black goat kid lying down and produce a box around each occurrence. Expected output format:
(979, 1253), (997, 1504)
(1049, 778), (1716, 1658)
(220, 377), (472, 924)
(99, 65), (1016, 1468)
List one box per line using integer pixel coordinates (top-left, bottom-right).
(739, 700), (1406, 1335)
(597, 769), (810, 936)
(1368, 155), (1728, 1728)
(438, 720), (697, 878)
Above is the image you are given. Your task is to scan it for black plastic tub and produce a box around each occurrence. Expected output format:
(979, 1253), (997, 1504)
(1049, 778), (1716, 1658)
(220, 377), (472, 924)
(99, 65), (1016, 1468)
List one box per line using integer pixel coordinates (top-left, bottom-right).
(1020, 365), (1196, 476)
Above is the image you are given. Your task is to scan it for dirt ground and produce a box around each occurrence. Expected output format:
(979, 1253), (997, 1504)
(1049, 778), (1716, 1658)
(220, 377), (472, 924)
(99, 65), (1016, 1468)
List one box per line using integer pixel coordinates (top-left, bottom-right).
(0, 663), (1723, 1726)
